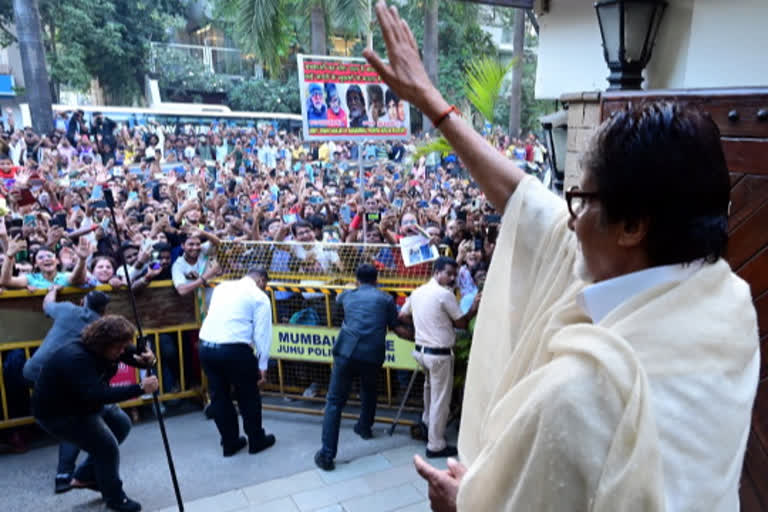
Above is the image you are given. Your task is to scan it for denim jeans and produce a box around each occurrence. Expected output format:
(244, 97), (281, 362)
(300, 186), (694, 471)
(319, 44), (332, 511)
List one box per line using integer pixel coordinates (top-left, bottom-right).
(37, 404), (132, 503)
(320, 356), (380, 459)
(199, 342), (266, 449)
(57, 441), (80, 477)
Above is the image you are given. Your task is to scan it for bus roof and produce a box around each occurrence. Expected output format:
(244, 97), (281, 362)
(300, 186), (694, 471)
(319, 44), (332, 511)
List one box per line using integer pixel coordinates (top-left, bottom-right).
(52, 104), (301, 121)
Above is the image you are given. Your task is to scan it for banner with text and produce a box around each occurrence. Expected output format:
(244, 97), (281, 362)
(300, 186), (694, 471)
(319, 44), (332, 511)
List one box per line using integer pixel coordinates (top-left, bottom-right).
(297, 54), (411, 141)
(270, 324), (418, 370)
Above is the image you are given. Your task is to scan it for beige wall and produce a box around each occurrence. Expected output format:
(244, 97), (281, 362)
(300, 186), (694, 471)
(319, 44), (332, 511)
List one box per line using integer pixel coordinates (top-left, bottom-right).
(561, 92), (602, 191)
(536, 0), (768, 99)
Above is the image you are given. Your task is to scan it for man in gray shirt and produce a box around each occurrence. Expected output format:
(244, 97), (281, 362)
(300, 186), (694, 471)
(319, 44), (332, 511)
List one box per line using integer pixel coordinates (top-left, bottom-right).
(315, 264), (413, 471)
(23, 287), (109, 494)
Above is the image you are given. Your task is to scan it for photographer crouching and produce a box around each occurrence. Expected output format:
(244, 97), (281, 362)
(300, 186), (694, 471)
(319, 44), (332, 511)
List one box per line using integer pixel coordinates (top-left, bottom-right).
(31, 315), (158, 512)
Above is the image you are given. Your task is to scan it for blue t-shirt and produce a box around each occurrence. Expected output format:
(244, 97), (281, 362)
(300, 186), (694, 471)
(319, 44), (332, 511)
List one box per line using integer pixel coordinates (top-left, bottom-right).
(26, 272), (70, 290)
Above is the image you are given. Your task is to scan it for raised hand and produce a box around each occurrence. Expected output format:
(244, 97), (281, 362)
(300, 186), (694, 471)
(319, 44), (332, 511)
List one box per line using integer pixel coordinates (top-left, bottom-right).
(73, 236), (91, 260)
(363, 2), (436, 110)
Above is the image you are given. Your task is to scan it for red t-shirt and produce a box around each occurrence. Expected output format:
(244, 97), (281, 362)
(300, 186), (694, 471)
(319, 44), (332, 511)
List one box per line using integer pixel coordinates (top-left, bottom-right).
(0, 165), (18, 180)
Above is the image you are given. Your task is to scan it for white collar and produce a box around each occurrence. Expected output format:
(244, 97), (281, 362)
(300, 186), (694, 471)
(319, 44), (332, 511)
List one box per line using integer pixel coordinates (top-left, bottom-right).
(577, 260), (704, 323)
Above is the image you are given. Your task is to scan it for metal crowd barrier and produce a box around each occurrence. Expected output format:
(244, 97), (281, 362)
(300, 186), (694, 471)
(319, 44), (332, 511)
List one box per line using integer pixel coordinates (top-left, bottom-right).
(0, 242), (434, 430)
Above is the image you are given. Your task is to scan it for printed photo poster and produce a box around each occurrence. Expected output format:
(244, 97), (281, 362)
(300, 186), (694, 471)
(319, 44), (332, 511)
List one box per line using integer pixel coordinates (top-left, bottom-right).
(297, 54), (411, 141)
(399, 235), (440, 267)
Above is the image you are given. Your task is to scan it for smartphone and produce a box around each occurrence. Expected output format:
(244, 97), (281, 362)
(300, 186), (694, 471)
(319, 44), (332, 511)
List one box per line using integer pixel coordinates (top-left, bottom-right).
(416, 200), (429, 208)
(485, 214), (501, 224)
(474, 238), (484, 251)
(283, 213), (297, 224)
(101, 217), (111, 231)
(23, 214), (36, 227)
(339, 204), (352, 224)
(128, 191), (139, 201)
(487, 225), (499, 243)
(392, 198), (404, 210)
(456, 211), (467, 222)
(150, 261), (162, 271)
(309, 195), (323, 205)
(52, 213), (67, 228)
(90, 184), (104, 201)
(264, 202), (275, 212)
(365, 212), (381, 223)
(363, 191), (374, 199)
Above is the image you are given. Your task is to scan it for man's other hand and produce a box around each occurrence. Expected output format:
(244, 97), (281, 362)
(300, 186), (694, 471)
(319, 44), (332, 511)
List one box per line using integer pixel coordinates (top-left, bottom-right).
(140, 376), (159, 394)
(257, 369), (267, 388)
(413, 455), (467, 512)
(134, 347), (157, 367)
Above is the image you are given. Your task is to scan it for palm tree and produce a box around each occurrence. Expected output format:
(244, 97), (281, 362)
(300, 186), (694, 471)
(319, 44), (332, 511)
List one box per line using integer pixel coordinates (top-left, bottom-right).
(422, 0), (438, 130)
(216, 0), (369, 74)
(415, 56), (516, 159)
(13, 0), (53, 133)
(508, 8), (526, 138)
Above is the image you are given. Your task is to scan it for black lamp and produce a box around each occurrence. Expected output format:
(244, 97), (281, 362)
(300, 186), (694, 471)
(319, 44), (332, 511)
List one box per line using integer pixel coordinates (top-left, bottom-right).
(594, 0), (667, 90)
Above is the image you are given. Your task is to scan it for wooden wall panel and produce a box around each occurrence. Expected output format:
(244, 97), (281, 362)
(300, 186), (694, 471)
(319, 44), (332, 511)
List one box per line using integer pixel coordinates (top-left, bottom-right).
(729, 175), (768, 231)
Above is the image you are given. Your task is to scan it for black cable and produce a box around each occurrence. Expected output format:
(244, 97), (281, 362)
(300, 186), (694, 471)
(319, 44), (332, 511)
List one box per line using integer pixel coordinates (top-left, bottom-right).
(104, 188), (184, 511)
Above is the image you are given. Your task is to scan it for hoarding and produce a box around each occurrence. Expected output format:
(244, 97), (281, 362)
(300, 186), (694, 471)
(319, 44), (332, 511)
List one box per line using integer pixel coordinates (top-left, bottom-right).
(297, 54), (411, 141)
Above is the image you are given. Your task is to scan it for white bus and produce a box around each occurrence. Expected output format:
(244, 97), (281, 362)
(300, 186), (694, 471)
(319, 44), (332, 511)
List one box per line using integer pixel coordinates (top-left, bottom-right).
(51, 103), (303, 135)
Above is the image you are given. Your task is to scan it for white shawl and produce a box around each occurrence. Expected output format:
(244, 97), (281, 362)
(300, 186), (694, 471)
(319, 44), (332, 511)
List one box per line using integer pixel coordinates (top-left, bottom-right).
(457, 176), (759, 511)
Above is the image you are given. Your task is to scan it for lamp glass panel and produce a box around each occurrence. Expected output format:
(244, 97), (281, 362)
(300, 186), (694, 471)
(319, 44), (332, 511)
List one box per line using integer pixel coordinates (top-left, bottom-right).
(623, 3), (655, 63)
(597, 3), (621, 62)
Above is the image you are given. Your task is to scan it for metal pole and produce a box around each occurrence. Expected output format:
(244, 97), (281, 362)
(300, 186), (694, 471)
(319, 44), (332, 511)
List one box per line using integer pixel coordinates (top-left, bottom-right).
(103, 189), (185, 511)
(359, 142), (367, 241)
(389, 369), (419, 436)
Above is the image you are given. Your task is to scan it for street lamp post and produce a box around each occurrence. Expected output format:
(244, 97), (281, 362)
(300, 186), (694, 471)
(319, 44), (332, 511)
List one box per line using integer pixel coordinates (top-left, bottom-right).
(594, 0), (667, 90)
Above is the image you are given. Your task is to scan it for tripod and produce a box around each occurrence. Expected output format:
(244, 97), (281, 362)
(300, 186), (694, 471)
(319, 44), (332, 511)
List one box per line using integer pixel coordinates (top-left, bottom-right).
(104, 189), (185, 511)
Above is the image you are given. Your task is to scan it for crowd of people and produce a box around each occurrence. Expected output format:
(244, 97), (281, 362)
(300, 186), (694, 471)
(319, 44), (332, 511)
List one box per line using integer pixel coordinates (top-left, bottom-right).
(0, 105), (549, 450)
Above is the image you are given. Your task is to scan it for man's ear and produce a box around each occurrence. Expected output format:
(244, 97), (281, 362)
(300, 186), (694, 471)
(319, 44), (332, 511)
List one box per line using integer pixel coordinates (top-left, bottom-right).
(618, 217), (649, 248)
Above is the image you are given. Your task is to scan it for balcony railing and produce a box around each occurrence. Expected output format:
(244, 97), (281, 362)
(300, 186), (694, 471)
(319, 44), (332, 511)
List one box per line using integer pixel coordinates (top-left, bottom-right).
(150, 42), (263, 80)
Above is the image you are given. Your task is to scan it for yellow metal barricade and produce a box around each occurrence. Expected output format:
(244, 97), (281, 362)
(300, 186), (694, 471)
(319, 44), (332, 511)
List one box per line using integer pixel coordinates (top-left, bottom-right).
(0, 241), (435, 430)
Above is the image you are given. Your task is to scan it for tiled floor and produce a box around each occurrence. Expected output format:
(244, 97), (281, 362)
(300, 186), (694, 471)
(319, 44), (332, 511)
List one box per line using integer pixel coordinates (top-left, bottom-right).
(153, 446), (447, 512)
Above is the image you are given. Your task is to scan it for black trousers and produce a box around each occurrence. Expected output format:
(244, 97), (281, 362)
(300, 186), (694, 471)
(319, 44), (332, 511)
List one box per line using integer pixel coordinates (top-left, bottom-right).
(199, 342), (266, 449)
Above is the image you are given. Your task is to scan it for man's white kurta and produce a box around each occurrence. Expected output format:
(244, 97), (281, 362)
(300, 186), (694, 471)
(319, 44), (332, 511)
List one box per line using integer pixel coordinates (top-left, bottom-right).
(457, 176), (759, 511)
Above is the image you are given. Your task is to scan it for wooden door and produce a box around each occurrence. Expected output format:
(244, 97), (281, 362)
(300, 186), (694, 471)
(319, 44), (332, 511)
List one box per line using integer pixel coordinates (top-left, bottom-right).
(601, 88), (768, 510)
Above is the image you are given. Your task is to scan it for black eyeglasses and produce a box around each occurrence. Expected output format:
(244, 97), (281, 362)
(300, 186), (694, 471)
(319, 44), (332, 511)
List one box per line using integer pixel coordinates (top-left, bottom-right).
(565, 186), (600, 219)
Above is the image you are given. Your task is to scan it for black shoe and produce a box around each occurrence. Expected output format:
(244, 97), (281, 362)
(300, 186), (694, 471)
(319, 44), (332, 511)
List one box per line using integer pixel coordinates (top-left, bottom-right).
(314, 450), (335, 471)
(426, 445), (458, 459)
(248, 434), (276, 454)
(222, 436), (247, 457)
(54, 475), (72, 494)
(106, 496), (142, 512)
(203, 404), (214, 420)
(353, 424), (373, 440)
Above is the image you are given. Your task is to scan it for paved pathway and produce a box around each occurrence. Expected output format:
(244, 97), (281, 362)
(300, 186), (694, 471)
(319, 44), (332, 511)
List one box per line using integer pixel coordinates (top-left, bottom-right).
(1, 405), (448, 512)
(153, 445), (442, 512)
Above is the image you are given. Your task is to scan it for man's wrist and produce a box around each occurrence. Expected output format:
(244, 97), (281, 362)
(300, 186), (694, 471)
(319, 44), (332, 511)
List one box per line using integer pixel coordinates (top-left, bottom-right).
(420, 89), (451, 125)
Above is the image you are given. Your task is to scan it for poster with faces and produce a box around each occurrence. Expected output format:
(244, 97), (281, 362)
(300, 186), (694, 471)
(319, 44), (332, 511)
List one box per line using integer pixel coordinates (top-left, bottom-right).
(298, 54), (411, 141)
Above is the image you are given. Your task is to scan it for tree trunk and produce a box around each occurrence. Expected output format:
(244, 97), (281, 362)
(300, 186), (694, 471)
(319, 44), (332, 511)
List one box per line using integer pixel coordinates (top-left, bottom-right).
(310, 5), (327, 55)
(13, 0), (53, 133)
(508, 8), (525, 138)
(422, 0), (438, 131)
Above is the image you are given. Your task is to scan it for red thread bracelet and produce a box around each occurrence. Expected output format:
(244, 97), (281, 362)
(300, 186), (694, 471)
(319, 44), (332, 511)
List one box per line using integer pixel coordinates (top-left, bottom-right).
(433, 105), (461, 129)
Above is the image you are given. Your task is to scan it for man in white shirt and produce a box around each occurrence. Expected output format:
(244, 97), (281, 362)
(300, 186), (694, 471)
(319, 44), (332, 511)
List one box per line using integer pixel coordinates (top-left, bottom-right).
(198, 266), (276, 457)
(399, 257), (480, 459)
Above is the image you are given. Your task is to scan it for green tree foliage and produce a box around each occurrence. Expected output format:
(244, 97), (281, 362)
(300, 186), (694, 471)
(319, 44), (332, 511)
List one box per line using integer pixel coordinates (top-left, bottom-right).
(494, 13), (553, 136)
(0, 0), (185, 104)
(360, 1), (496, 109)
(228, 75), (301, 114)
(214, 0), (369, 75)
